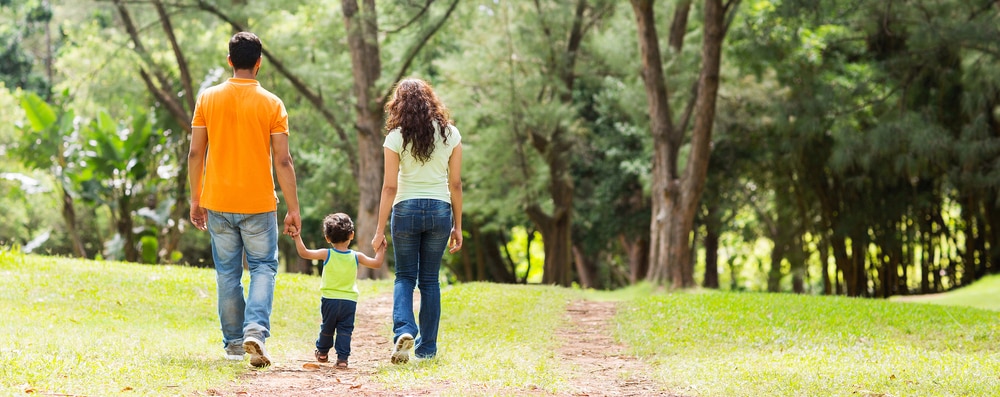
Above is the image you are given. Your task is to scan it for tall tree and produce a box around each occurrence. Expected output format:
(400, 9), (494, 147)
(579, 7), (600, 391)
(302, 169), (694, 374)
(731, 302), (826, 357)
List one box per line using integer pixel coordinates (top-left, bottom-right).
(631, 0), (740, 288)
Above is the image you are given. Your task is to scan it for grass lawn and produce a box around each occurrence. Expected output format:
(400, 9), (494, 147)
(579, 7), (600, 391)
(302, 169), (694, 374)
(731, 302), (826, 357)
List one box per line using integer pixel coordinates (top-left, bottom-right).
(2, 249), (998, 396)
(889, 274), (1000, 312)
(615, 288), (1000, 396)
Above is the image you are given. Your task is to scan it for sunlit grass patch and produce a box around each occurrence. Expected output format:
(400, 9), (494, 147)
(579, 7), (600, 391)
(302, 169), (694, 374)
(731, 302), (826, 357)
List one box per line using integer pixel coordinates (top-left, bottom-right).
(891, 274), (1000, 312)
(0, 250), (391, 396)
(617, 291), (1000, 397)
(373, 282), (575, 396)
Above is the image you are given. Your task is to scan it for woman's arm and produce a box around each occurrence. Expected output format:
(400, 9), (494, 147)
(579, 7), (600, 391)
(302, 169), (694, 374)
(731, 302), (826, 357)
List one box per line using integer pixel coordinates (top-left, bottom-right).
(447, 144), (463, 253)
(372, 147), (400, 251)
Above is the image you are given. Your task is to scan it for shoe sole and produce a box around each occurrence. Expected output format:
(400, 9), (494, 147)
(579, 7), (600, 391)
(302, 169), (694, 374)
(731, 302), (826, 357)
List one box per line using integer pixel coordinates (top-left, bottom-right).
(224, 354), (245, 361)
(243, 339), (271, 367)
(391, 335), (414, 364)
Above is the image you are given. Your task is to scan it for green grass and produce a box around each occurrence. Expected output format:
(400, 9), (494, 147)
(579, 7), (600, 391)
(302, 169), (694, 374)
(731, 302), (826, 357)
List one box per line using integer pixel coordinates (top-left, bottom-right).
(374, 282), (576, 396)
(4, 249), (998, 397)
(890, 274), (1000, 311)
(0, 250), (575, 396)
(616, 291), (1000, 397)
(0, 249), (387, 396)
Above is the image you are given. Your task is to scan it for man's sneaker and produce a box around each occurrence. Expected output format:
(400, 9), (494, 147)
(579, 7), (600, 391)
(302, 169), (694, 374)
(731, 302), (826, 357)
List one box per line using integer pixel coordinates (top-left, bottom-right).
(224, 342), (246, 361)
(391, 333), (414, 364)
(243, 336), (271, 368)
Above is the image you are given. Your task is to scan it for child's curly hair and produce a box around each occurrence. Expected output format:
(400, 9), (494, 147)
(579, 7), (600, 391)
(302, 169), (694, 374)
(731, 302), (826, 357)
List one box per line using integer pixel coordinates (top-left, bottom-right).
(322, 213), (354, 244)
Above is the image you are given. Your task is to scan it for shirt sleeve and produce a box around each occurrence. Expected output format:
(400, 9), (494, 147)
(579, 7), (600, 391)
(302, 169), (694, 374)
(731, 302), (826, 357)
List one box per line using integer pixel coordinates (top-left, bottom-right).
(384, 128), (403, 153)
(191, 94), (206, 127)
(271, 100), (289, 135)
(447, 124), (462, 150)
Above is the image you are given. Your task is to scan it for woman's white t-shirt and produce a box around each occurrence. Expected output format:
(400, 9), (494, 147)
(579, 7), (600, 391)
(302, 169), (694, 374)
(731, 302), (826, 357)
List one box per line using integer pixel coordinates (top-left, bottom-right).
(383, 122), (461, 206)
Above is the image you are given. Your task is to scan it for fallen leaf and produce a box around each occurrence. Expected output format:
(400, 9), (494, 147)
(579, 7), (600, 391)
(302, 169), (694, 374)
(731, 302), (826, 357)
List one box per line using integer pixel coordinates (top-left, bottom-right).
(350, 384), (362, 389)
(303, 363), (321, 370)
(121, 386), (133, 392)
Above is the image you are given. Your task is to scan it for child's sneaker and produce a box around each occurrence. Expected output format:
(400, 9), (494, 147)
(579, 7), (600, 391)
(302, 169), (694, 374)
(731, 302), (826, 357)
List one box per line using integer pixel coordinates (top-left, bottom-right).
(314, 349), (329, 363)
(391, 333), (414, 364)
(243, 336), (271, 368)
(224, 342), (245, 361)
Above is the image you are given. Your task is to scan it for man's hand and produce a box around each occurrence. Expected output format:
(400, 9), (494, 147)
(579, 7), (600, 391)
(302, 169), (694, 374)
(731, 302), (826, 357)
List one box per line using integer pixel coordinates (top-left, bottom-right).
(190, 203), (207, 231)
(283, 211), (301, 237)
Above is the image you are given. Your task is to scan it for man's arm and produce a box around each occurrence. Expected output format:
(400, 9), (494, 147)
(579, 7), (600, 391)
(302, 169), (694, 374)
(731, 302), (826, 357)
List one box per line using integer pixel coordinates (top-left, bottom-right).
(187, 127), (209, 231)
(271, 133), (301, 236)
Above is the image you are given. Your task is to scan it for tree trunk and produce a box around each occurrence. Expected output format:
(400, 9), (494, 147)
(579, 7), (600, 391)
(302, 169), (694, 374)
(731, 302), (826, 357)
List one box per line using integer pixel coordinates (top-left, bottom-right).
(343, 0), (389, 279)
(819, 232), (832, 294)
(528, 198), (573, 286)
(572, 244), (598, 289)
(61, 188), (86, 257)
(118, 195), (138, 262)
(634, 0), (729, 289)
(702, 223), (719, 289)
(620, 234), (649, 284)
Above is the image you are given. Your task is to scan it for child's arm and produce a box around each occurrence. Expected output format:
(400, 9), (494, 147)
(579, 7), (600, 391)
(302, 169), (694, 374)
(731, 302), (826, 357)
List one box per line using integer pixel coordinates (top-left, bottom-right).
(294, 234), (329, 261)
(357, 241), (386, 269)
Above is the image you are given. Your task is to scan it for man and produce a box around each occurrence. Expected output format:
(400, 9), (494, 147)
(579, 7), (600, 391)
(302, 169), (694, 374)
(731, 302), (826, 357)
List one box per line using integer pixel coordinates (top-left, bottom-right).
(188, 31), (300, 368)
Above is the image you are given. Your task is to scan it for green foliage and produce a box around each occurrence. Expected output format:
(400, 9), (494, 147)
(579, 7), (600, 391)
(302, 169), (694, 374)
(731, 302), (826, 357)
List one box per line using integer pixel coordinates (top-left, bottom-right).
(617, 291), (1000, 396)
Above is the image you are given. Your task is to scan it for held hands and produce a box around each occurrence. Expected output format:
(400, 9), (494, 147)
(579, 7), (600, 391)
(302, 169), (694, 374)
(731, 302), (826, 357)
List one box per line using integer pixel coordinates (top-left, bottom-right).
(283, 211), (301, 237)
(448, 227), (463, 253)
(371, 233), (387, 253)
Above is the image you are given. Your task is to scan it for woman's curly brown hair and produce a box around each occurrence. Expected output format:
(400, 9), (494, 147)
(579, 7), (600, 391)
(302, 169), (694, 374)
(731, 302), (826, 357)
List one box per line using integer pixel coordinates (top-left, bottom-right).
(384, 78), (452, 163)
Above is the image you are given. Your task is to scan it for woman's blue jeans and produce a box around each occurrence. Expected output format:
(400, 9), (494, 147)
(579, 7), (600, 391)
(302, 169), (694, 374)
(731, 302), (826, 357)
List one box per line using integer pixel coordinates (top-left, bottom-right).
(207, 210), (278, 348)
(391, 199), (452, 359)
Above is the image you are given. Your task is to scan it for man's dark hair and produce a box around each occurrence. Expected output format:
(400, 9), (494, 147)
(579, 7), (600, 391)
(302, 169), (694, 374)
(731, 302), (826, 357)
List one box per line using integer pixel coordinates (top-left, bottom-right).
(323, 213), (355, 244)
(229, 32), (262, 70)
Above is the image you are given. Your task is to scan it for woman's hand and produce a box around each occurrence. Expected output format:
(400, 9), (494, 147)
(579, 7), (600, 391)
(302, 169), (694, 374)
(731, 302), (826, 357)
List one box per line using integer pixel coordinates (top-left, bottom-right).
(448, 228), (463, 253)
(371, 232), (387, 252)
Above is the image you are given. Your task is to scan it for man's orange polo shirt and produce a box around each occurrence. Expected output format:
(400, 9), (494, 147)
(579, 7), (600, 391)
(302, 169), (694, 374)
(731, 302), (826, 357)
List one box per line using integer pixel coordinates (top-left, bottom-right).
(191, 78), (288, 214)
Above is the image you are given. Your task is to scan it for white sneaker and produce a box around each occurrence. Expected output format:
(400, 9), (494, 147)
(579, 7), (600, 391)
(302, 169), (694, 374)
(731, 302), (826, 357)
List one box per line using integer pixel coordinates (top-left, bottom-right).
(243, 336), (271, 368)
(224, 342), (245, 361)
(391, 333), (414, 364)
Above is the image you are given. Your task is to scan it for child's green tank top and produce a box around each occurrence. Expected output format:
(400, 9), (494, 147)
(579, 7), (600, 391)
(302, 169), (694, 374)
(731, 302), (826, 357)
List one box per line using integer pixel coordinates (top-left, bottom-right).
(321, 248), (359, 301)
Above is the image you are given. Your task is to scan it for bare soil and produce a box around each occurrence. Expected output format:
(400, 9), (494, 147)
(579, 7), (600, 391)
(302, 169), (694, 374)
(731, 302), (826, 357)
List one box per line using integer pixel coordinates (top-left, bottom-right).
(205, 294), (679, 397)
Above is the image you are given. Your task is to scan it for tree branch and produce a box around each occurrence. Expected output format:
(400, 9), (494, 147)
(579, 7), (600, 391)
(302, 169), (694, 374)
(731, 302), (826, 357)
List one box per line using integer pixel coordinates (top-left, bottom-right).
(114, 0), (190, 132)
(386, 0), (460, 98)
(153, 0), (195, 112)
(381, 0), (433, 33)
(196, 0), (357, 174)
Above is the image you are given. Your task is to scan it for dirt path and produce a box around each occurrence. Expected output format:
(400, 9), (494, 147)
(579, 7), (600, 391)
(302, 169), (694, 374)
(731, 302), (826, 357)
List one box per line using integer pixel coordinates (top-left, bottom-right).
(210, 295), (677, 397)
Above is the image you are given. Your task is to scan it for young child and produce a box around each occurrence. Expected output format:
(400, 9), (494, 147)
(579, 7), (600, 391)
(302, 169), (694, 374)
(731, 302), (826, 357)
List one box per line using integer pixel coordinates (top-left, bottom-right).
(294, 213), (385, 369)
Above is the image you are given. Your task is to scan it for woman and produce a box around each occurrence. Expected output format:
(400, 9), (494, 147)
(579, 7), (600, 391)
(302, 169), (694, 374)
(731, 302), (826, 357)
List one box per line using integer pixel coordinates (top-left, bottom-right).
(372, 78), (463, 364)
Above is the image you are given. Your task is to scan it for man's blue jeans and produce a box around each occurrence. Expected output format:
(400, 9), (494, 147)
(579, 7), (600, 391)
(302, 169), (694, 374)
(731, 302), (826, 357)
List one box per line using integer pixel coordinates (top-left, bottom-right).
(207, 210), (278, 348)
(391, 199), (452, 359)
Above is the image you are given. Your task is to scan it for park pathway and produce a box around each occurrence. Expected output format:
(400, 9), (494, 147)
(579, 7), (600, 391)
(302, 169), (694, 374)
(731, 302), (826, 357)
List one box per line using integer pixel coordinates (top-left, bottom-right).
(211, 294), (677, 396)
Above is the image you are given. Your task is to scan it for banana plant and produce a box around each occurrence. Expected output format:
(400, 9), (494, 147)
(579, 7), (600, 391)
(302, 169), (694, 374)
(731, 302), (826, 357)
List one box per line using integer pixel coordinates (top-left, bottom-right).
(81, 108), (166, 262)
(15, 91), (87, 257)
